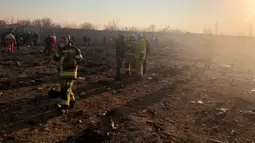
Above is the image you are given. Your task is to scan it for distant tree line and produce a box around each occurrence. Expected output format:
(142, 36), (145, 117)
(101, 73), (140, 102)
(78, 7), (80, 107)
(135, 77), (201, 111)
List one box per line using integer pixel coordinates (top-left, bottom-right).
(0, 17), (184, 33)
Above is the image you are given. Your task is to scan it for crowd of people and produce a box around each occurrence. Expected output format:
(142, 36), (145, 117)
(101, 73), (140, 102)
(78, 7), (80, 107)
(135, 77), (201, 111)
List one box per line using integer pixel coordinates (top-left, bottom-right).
(2, 31), (39, 52)
(2, 30), (154, 113)
(115, 32), (150, 81)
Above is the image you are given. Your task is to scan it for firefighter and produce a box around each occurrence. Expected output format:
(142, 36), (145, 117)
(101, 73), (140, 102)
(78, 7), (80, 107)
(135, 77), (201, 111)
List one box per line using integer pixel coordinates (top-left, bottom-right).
(115, 34), (127, 80)
(14, 31), (21, 50)
(32, 32), (39, 47)
(28, 32), (33, 47)
(84, 36), (87, 46)
(135, 33), (147, 77)
(5, 33), (16, 53)
(143, 33), (150, 75)
(108, 38), (113, 49)
(124, 35), (137, 76)
(44, 35), (54, 56)
(87, 36), (91, 46)
(53, 36), (83, 113)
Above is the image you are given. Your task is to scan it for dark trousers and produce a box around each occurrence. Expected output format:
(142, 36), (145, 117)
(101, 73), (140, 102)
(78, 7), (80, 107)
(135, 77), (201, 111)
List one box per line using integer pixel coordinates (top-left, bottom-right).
(44, 44), (51, 56)
(16, 42), (20, 50)
(116, 56), (124, 80)
(143, 56), (147, 75)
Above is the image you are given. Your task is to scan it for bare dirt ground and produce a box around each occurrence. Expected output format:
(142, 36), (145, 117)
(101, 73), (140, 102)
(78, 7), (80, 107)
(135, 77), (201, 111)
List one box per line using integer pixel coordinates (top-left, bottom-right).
(1, 37), (255, 143)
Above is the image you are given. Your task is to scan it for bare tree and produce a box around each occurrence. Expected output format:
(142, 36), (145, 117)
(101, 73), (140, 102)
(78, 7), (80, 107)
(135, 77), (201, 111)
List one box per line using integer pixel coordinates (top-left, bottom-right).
(147, 24), (156, 32)
(53, 24), (61, 28)
(17, 19), (31, 26)
(64, 23), (77, 29)
(203, 28), (212, 34)
(32, 19), (42, 27)
(0, 20), (7, 26)
(128, 26), (139, 32)
(41, 17), (54, 28)
(104, 19), (119, 31)
(214, 22), (218, 35)
(80, 22), (96, 30)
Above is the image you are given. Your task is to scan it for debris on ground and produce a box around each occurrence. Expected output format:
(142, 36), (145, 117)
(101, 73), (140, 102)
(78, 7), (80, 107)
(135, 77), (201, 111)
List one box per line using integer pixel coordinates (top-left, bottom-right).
(197, 100), (204, 104)
(207, 139), (223, 143)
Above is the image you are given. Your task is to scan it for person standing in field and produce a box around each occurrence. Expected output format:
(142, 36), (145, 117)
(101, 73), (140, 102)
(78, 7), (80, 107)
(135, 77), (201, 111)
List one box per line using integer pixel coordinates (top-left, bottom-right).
(5, 33), (16, 53)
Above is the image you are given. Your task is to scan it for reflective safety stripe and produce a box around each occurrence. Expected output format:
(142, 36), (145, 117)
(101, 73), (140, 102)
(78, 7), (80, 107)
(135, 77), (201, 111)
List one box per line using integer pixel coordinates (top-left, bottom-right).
(63, 49), (75, 53)
(75, 55), (83, 59)
(59, 100), (70, 106)
(59, 71), (77, 79)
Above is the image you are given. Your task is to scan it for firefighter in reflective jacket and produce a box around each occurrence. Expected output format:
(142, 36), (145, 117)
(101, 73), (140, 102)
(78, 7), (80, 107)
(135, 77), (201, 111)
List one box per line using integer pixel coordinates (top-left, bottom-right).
(135, 33), (147, 77)
(125, 35), (137, 76)
(53, 36), (83, 113)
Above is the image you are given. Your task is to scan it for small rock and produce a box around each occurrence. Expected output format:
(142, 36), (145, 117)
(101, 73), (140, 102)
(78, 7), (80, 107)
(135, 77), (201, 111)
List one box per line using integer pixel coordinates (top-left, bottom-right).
(197, 100), (204, 104)
(208, 139), (223, 143)
(216, 108), (228, 112)
(148, 77), (153, 80)
(112, 90), (116, 94)
(37, 87), (43, 90)
(80, 92), (86, 96)
(78, 77), (86, 80)
(240, 110), (255, 115)
(78, 120), (82, 123)
(0, 91), (2, 96)
(230, 129), (236, 135)
(212, 125), (219, 131)
(250, 89), (255, 92)
(16, 61), (20, 66)
(223, 64), (231, 68)
(190, 101), (196, 104)
(44, 127), (50, 131)
(30, 80), (36, 83)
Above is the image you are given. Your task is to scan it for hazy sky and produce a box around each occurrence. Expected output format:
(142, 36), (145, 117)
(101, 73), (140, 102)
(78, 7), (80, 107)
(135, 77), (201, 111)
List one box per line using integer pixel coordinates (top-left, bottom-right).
(1, 0), (255, 34)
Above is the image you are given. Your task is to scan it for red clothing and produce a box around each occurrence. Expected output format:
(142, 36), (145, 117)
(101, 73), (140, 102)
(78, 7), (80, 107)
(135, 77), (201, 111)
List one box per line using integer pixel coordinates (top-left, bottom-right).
(7, 39), (15, 53)
(51, 36), (57, 52)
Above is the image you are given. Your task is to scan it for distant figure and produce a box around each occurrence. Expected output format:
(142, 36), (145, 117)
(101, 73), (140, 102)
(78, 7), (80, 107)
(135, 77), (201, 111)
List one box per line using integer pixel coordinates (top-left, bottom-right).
(135, 32), (147, 77)
(5, 33), (16, 53)
(32, 32), (39, 47)
(108, 38), (113, 49)
(103, 36), (107, 45)
(14, 32), (21, 50)
(66, 33), (71, 41)
(115, 34), (127, 80)
(87, 36), (91, 46)
(51, 33), (57, 53)
(84, 36), (88, 46)
(143, 33), (150, 75)
(44, 35), (54, 56)
(71, 34), (75, 42)
(125, 35), (137, 76)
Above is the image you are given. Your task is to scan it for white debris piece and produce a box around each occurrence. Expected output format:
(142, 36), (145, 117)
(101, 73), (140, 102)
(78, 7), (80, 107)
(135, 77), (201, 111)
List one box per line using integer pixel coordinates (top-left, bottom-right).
(78, 77), (86, 80)
(223, 64), (231, 68)
(197, 100), (204, 104)
(80, 92), (86, 96)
